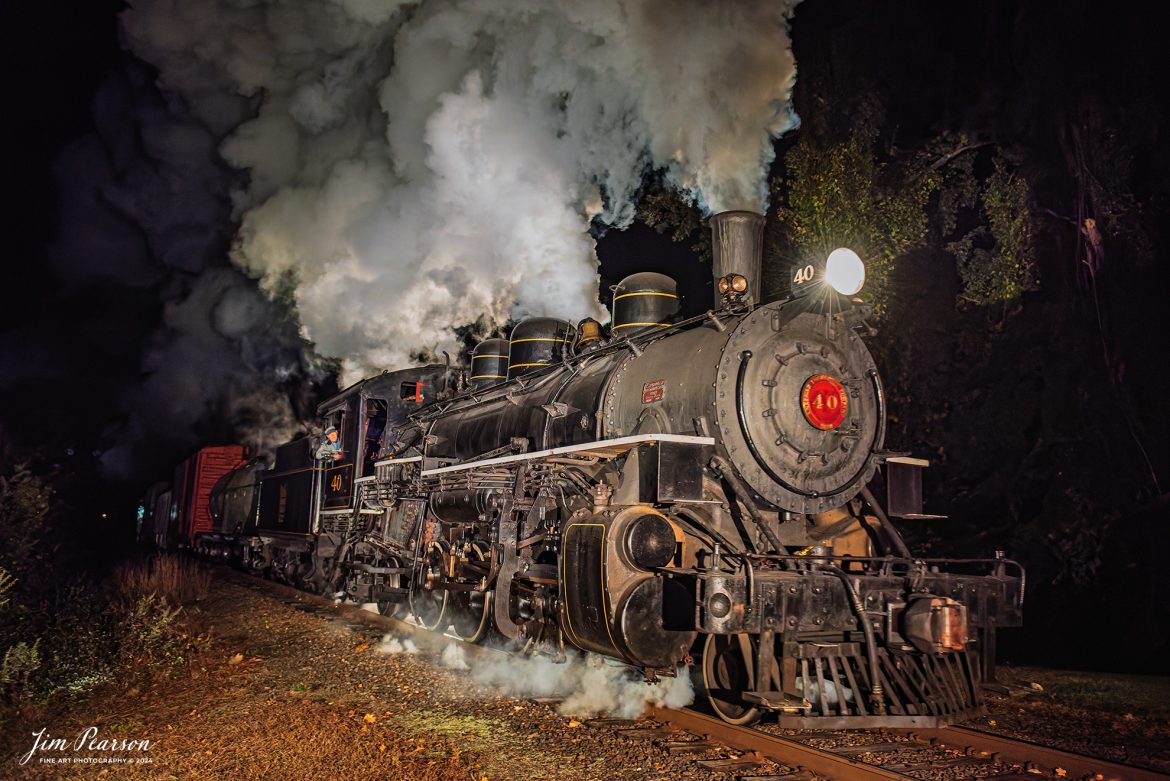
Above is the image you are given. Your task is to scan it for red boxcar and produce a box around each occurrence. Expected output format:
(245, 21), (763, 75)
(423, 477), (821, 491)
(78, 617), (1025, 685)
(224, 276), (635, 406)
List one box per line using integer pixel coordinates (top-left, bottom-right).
(169, 446), (247, 549)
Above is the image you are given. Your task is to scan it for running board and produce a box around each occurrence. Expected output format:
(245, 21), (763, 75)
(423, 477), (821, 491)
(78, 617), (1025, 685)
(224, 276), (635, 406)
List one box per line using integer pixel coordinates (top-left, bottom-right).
(421, 433), (715, 477)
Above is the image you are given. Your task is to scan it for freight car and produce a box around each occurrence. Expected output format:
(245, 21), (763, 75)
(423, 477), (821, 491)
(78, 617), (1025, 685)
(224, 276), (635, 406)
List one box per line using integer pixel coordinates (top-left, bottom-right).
(175, 210), (1024, 728)
(141, 445), (247, 550)
(195, 457), (269, 559)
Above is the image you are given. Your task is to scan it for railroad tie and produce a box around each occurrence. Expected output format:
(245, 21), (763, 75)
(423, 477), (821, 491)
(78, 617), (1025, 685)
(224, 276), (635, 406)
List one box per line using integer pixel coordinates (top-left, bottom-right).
(695, 756), (768, 772)
(657, 740), (718, 755)
(617, 727), (677, 740)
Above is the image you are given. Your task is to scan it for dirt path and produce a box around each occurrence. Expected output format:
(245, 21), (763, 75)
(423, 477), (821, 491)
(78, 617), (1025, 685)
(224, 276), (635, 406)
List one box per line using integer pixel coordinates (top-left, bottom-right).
(6, 571), (1169, 779)
(5, 574), (737, 780)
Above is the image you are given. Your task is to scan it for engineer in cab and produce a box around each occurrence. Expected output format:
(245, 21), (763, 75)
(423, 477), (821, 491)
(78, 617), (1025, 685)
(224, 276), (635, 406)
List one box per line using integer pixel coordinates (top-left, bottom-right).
(315, 426), (344, 463)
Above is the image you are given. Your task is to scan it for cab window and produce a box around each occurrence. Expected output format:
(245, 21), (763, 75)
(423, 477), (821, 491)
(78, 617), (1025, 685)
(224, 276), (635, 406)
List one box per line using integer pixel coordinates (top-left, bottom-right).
(362, 398), (388, 476)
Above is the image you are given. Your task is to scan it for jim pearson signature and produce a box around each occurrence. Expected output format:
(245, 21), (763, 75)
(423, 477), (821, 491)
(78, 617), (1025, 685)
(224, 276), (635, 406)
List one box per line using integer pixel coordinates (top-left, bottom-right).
(19, 727), (152, 766)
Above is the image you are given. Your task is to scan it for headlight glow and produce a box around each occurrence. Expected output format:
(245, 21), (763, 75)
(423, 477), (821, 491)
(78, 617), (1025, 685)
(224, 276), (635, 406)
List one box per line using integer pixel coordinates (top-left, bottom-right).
(825, 248), (865, 295)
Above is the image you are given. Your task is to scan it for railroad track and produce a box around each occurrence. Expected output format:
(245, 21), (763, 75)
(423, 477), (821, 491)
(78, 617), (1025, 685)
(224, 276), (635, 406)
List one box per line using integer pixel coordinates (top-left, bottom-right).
(641, 705), (1170, 781)
(225, 569), (1170, 781)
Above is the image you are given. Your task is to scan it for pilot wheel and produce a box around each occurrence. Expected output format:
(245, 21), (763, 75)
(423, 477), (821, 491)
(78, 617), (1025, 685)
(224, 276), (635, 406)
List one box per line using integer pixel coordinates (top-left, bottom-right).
(700, 633), (762, 725)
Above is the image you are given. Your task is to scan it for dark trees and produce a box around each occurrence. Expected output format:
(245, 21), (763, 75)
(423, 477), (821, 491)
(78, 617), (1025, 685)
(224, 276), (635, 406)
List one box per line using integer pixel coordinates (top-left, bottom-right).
(635, 0), (1169, 671)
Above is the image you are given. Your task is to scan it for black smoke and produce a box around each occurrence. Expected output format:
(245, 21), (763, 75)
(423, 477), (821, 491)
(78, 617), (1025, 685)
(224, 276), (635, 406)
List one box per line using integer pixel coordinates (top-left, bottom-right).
(2, 3), (330, 498)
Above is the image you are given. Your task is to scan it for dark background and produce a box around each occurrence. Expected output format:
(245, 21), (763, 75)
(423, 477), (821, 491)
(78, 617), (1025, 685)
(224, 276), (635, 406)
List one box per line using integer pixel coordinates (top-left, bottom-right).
(3, 1), (1168, 671)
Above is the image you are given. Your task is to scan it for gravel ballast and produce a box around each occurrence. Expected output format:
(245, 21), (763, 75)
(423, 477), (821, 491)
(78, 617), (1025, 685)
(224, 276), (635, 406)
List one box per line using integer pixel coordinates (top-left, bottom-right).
(8, 571), (1169, 780)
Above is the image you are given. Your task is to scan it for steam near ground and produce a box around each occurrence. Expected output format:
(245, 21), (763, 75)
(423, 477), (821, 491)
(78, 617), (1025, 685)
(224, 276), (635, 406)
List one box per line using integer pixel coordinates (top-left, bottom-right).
(377, 635), (419, 655)
(121, 0), (802, 385)
(379, 635), (693, 719)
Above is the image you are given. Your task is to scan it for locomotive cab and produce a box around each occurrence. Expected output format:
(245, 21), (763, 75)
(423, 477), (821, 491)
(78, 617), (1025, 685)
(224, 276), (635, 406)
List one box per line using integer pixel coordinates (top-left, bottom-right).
(318, 365), (453, 515)
(239, 364), (455, 586)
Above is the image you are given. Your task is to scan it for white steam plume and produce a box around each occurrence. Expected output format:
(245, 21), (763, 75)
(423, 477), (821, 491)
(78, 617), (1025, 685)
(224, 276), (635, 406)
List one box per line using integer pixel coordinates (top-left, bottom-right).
(122, 0), (800, 382)
(438, 642), (693, 719)
(378, 635), (419, 654)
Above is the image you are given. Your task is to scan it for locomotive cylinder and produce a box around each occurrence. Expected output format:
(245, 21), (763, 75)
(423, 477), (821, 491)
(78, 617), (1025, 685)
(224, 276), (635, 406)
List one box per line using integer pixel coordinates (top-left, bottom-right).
(624, 513), (678, 569)
(710, 210), (765, 304)
(561, 506), (695, 669)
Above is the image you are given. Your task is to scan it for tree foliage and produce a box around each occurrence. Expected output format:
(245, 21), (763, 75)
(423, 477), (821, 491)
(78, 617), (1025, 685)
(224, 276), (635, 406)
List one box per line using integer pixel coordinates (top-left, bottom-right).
(774, 120), (936, 314)
(771, 118), (1040, 318)
(0, 569), (13, 609)
(947, 156), (1038, 307)
(0, 464), (53, 576)
(635, 182), (711, 263)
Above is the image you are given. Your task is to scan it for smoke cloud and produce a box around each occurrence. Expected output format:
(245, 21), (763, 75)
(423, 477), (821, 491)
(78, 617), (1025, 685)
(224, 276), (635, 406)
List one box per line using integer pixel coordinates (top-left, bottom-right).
(434, 640), (694, 719)
(121, 0), (801, 383)
(39, 60), (325, 479)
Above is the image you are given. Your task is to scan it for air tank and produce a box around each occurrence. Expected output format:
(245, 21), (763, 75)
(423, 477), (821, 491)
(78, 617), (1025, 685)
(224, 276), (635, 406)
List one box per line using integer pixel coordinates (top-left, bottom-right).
(611, 272), (680, 338)
(469, 338), (508, 391)
(507, 318), (574, 379)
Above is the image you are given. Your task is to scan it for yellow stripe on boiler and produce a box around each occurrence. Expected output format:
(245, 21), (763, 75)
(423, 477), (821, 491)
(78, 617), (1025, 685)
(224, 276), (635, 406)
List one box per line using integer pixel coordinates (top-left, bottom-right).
(613, 291), (678, 301)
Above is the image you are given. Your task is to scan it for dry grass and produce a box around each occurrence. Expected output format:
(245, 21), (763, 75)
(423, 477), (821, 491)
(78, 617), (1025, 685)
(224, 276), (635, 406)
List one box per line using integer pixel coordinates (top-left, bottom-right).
(999, 665), (1170, 719)
(115, 554), (212, 607)
(9, 664), (479, 780)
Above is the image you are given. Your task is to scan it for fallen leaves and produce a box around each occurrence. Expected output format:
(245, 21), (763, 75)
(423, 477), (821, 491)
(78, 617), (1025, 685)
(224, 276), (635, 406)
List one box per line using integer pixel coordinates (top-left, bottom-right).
(363, 713), (377, 724)
(354, 643), (370, 652)
(228, 653), (244, 665)
(567, 719), (582, 728)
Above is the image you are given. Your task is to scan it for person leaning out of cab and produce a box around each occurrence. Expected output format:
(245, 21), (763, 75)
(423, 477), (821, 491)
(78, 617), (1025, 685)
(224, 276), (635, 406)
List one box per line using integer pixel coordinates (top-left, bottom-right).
(315, 426), (344, 462)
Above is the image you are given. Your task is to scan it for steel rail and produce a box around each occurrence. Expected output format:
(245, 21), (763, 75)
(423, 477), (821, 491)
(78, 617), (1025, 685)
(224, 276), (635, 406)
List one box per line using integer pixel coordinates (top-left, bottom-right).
(647, 705), (915, 781)
(910, 726), (1170, 781)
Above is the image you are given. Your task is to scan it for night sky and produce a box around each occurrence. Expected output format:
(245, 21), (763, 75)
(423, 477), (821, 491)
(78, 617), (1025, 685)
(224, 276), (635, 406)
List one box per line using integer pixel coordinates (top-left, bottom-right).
(3, 1), (1169, 670)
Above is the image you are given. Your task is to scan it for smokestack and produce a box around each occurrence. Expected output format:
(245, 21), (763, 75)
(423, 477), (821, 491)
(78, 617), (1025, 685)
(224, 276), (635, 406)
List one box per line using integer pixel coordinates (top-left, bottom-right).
(710, 210), (765, 306)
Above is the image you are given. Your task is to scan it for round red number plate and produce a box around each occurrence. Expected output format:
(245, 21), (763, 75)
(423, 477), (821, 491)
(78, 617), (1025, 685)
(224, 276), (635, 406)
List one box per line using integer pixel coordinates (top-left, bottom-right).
(800, 374), (849, 430)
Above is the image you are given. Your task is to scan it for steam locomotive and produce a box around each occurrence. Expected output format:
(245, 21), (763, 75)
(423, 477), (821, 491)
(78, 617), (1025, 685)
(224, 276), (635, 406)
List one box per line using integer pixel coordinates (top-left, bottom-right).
(159, 210), (1023, 728)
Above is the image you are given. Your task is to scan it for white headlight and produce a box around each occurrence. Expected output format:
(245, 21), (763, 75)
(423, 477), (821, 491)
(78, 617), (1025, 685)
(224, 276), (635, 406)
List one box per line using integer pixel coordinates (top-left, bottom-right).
(825, 248), (865, 295)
